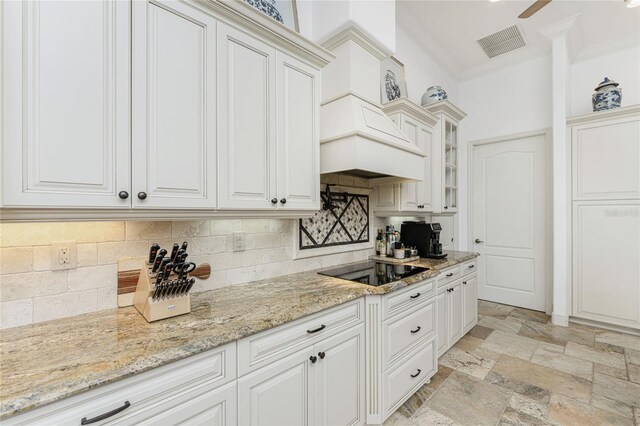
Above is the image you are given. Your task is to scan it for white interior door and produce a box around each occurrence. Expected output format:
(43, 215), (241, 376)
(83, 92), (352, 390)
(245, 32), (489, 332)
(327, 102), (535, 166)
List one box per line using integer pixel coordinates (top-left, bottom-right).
(472, 133), (547, 311)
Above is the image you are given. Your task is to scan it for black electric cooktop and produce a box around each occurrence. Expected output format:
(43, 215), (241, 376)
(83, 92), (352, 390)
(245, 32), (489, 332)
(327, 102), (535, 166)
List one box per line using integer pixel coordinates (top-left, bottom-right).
(318, 261), (429, 286)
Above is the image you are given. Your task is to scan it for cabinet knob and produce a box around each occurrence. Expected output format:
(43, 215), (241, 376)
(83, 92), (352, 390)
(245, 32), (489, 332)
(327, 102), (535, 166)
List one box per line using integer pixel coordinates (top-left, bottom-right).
(271, 198), (278, 204)
(318, 351), (325, 359)
(444, 206), (448, 210)
(137, 192), (147, 200)
(280, 198), (287, 205)
(310, 355), (317, 364)
(118, 191), (129, 199)
(463, 281), (467, 285)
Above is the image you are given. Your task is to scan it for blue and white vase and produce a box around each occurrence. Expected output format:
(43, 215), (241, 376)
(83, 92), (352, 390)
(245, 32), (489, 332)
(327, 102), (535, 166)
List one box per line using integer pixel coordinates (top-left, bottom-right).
(421, 86), (447, 106)
(592, 77), (622, 112)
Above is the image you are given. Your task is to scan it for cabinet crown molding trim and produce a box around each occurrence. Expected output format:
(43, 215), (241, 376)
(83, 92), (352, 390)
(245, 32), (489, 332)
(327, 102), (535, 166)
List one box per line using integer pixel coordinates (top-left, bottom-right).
(381, 98), (438, 128)
(198, 0), (335, 66)
(567, 104), (640, 126)
(422, 100), (467, 122)
(319, 24), (391, 60)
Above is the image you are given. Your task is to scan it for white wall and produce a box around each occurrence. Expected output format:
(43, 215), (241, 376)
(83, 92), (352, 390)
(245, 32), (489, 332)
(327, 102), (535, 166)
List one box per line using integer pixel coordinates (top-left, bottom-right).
(570, 46), (640, 116)
(394, 26), (459, 105)
(298, 0), (396, 53)
(457, 54), (553, 251)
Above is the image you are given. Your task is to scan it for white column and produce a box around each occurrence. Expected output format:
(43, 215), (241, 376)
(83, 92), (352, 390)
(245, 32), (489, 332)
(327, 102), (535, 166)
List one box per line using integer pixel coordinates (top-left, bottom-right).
(539, 15), (579, 326)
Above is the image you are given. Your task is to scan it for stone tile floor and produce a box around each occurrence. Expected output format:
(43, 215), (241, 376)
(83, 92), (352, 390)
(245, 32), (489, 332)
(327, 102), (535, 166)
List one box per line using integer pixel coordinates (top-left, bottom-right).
(384, 300), (640, 426)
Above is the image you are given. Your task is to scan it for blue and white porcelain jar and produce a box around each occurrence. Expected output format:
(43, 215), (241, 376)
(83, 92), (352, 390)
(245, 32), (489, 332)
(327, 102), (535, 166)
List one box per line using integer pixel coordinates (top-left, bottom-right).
(421, 86), (447, 106)
(592, 77), (622, 112)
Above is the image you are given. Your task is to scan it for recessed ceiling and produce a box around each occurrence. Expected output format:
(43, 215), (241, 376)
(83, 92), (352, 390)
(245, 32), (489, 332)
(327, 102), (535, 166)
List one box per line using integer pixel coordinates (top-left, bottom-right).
(397, 0), (640, 81)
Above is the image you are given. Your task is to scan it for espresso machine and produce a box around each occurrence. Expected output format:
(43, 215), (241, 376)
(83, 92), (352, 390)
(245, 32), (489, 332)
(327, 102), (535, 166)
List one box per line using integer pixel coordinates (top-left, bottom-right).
(400, 221), (448, 259)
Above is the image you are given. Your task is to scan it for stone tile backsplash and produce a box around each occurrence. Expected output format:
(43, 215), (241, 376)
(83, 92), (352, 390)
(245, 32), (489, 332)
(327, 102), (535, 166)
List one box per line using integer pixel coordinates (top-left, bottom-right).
(0, 219), (373, 329)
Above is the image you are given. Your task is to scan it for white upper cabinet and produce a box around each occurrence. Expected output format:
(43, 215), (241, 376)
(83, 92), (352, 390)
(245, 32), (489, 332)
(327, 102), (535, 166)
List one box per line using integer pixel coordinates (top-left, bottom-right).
(1, 0), (331, 220)
(570, 107), (640, 201)
(276, 53), (321, 211)
(424, 100), (466, 214)
(217, 25), (321, 211)
(2, 0), (131, 208)
(132, 0), (217, 209)
(374, 99), (437, 216)
(217, 23), (277, 210)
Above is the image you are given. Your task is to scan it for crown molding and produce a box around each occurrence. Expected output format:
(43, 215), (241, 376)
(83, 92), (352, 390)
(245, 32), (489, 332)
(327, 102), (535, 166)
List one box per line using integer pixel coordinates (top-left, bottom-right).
(567, 104), (640, 126)
(423, 100), (467, 122)
(319, 23), (391, 60)
(196, 0), (335, 66)
(381, 98), (438, 128)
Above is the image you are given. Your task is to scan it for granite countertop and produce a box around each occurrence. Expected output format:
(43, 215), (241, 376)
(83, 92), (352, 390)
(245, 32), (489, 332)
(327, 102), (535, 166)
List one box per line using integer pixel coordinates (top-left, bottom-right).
(0, 250), (478, 419)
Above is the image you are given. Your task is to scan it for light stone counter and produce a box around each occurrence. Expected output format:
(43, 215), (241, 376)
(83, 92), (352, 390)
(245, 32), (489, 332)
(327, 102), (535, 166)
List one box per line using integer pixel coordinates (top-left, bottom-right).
(0, 251), (478, 419)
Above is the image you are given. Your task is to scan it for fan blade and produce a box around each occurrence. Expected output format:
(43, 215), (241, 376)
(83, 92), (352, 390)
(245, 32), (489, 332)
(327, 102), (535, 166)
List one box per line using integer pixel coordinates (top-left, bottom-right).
(518, 0), (552, 18)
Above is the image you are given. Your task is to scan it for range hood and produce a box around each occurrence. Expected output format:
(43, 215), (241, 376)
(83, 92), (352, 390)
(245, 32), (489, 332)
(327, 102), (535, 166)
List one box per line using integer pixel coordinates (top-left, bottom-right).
(319, 27), (425, 183)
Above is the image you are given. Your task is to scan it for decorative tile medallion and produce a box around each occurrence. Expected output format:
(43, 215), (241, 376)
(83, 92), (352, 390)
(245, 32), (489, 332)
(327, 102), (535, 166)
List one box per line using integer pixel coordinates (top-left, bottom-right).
(299, 193), (369, 250)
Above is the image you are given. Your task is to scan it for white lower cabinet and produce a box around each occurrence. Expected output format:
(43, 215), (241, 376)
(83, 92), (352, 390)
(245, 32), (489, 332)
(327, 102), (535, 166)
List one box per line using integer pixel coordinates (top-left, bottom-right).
(4, 343), (237, 425)
(437, 264), (478, 357)
(238, 324), (365, 426)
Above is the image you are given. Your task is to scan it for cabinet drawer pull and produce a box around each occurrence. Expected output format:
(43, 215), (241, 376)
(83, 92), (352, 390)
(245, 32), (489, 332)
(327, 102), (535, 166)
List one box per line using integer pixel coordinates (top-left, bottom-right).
(410, 326), (422, 334)
(446, 273), (453, 277)
(468, 265), (475, 269)
(81, 401), (130, 425)
(410, 292), (421, 299)
(410, 369), (422, 378)
(307, 324), (326, 334)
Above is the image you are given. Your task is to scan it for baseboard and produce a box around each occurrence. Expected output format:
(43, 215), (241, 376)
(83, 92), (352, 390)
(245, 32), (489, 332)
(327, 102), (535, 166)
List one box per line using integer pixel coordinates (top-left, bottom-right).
(569, 317), (640, 336)
(551, 313), (569, 326)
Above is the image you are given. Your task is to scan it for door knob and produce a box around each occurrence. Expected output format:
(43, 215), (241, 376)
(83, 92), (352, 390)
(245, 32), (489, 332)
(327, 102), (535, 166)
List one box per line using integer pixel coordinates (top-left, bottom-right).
(475, 239), (483, 244)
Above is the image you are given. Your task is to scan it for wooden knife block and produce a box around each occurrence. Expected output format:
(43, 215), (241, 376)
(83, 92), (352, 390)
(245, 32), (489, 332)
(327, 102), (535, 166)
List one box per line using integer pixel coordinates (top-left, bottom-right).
(133, 261), (191, 322)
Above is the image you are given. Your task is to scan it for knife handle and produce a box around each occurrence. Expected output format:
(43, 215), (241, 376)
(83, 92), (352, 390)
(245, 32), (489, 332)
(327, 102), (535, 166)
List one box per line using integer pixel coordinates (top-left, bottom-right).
(181, 241), (188, 252)
(151, 249), (167, 272)
(155, 270), (164, 286)
(185, 277), (195, 294)
(170, 243), (179, 262)
(148, 243), (160, 264)
(162, 262), (174, 280)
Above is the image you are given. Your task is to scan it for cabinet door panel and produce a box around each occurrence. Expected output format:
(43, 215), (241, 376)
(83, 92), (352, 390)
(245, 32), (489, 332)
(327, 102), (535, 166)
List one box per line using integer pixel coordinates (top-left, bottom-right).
(436, 288), (449, 356)
(448, 282), (463, 346)
(573, 203), (640, 328)
(2, 0), (130, 207)
(218, 24), (276, 209)
(462, 276), (478, 332)
(573, 119), (640, 200)
(238, 349), (312, 425)
(132, 0), (216, 208)
(374, 184), (400, 212)
(313, 325), (365, 426)
(276, 53), (320, 210)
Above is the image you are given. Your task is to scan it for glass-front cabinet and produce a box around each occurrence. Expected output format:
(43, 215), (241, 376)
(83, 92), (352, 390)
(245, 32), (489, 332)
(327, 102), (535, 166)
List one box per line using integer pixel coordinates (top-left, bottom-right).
(424, 100), (466, 214)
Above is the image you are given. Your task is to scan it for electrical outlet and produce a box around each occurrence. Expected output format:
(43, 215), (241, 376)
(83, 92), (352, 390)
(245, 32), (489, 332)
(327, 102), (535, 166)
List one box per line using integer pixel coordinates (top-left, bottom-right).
(233, 233), (245, 252)
(51, 241), (77, 270)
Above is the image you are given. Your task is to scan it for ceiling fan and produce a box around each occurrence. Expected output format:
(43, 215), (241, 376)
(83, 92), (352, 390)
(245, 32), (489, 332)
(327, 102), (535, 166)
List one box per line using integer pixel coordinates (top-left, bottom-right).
(518, 0), (552, 18)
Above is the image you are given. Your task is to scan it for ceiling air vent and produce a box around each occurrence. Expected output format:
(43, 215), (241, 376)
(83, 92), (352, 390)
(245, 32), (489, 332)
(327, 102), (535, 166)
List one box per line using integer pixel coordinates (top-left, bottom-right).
(477, 25), (526, 58)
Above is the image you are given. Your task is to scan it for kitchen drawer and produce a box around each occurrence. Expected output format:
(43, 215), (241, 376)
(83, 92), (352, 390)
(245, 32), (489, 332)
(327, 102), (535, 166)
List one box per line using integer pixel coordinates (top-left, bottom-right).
(437, 266), (461, 287)
(383, 279), (435, 320)
(108, 381), (237, 425)
(461, 259), (477, 276)
(5, 342), (236, 425)
(383, 298), (436, 368)
(384, 337), (437, 417)
(238, 298), (364, 376)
